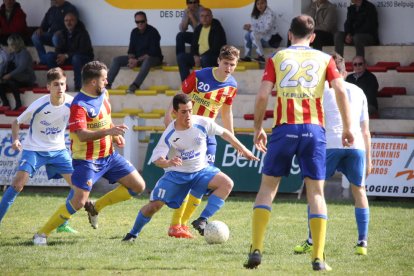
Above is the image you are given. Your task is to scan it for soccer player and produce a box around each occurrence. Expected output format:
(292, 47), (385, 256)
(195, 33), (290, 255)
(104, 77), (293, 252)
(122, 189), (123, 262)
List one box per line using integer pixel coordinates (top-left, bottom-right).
(122, 93), (259, 241)
(33, 61), (145, 245)
(0, 67), (77, 234)
(294, 53), (371, 256)
(164, 45), (239, 239)
(243, 15), (354, 271)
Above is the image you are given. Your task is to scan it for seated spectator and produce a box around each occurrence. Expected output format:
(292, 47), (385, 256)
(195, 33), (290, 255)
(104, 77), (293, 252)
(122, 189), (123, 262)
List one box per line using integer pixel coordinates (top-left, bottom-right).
(43, 12), (93, 91)
(305, 0), (337, 50)
(177, 8), (226, 81)
(31, 0), (78, 62)
(0, 0), (28, 46)
(240, 0), (277, 62)
(0, 34), (35, 110)
(346, 55), (379, 115)
(334, 0), (378, 57)
(107, 11), (163, 93)
(176, 0), (203, 56)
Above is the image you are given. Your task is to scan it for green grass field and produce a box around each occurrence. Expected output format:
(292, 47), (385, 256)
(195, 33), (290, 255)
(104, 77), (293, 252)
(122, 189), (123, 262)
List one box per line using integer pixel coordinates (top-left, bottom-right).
(0, 191), (413, 275)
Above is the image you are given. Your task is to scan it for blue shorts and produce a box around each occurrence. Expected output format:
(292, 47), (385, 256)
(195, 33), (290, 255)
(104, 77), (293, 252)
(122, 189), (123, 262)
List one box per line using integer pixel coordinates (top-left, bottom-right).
(18, 149), (73, 179)
(326, 148), (365, 186)
(206, 135), (217, 165)
(150, 166), (220, 209)
(71, 151), (136, 191)
(263, 124), (326, 180)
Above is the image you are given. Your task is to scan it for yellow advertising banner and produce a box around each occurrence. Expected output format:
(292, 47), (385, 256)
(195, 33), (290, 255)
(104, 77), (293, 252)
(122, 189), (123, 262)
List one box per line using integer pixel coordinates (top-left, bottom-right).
(105, 0), (254, 9)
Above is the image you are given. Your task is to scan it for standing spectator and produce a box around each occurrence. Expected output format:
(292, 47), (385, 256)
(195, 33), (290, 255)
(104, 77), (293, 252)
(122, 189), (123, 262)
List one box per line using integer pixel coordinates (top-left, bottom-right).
(305, 0), (337, 50)
(43, 12), (93, 91)
(243, 15), (353, 271)
(240, 0), (278, 62)
(334, 0), (378, 57)
(0, 34), (35, 110)
(31, 0), (78, 62)
(346, 55), (379, 116)
(176, 0), (203, 56)
(177, 8), (226, 81)
(107, 11), (163, 93)
(0, 0), (28, 45)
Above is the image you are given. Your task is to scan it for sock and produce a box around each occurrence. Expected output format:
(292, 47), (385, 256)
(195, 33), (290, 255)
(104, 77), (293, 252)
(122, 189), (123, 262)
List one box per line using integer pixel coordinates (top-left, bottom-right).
(309, 215), (328, 260)
(307, 205), (313, 243)
(181, 194), (202, 226)
(199, 194), (224, 219)
(95, 185), (134, 213)
(251, 205), (271, 253)
(0, 186), (20, 223)
(355, 207), (369, 241)
(170, 194), (189, 226)
(130, 210), (152, 236)
(38, 201), (77, 236)
(59, 189), (75, 228)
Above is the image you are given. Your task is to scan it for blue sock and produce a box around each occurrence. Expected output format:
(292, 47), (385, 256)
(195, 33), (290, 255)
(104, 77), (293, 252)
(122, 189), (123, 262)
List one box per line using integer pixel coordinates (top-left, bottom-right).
(355, 207), (370, 241)
(60, 189), (75, 227)
(0, 186), (20, 223)
(130, 211), (151, 236)
(199, 194), (224, 219)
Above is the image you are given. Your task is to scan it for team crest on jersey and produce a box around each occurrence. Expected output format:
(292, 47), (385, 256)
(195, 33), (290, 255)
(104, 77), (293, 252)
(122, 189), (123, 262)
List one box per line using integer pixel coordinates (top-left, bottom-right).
(194, 135), (203, 145)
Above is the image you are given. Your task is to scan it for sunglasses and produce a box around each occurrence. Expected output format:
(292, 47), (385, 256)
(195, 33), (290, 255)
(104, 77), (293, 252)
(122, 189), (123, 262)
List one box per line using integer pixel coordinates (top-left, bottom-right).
(187, 1), (197, 4)
(353, 62), (364, 66)
(135, 20), (146, 24)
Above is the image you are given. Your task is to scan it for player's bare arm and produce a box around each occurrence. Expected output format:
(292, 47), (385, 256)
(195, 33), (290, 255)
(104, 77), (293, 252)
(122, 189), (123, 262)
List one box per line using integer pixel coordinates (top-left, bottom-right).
(253, 80), (273, 152)
(221, 129), (259, 161)
(75, 124), (129, 142)
(154, 156), (183, 168)
(331, 78), (354, 146)
(11, 119), (22, 151)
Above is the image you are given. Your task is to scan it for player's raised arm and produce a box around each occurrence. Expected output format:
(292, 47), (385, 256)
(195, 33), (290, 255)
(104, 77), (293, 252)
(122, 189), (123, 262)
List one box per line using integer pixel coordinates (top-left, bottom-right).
(220, 129), (259, 161)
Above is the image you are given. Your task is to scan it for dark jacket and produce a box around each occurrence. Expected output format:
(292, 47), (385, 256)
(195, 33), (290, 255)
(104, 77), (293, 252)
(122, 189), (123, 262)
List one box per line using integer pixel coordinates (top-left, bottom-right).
(0, 2), (27, 36)
(40, 1), (78, 34)
(128, 24), (163, 60)
(191, 18), (227, 57)
(346, 70), (379, 110)
(56, 20), (94, 59)
(344, 0), (379, 43)
(8, 48), (36, 84)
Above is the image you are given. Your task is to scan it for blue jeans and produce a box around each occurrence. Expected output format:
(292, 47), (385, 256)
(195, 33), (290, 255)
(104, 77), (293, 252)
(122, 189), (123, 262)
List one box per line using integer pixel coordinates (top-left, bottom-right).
(31, 32), (60, 63)
(177, 52), (217, 81)
(107, 55), (162, 88)
(244, 31), (270, 57)
(45, 52), (93, 89)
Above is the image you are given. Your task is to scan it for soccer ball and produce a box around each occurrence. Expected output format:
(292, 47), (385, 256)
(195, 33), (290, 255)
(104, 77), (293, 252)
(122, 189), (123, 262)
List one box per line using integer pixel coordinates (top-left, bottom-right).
(204, 220), (230, 244)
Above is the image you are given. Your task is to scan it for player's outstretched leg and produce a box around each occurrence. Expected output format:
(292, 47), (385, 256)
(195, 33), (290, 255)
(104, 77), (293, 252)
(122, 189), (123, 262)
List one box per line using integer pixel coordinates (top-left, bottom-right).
(294, 205), (313, 254)
(56, 189), (78, 234)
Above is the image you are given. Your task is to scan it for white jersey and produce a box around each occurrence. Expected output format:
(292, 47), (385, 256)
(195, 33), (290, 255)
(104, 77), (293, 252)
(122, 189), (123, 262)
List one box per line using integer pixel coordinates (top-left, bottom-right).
(323, 81), (369, 150)
(150, 115), (225, 173)
(17, 94), (73, 151)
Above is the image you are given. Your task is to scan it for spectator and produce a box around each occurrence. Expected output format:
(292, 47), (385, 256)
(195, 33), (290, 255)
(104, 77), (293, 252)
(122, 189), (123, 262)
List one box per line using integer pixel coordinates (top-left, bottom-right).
(305, 0), (337, 50)
(176, 0), (203, 56)
(240, 0), (277, 62)
(0, 0), (28, 46)
(334, 0), (378, 57)
(0, 34), (35, 110)
(107, 11), (163, 93)
(43, 12), (93, 91)
(346, 55), (379, 116)
(31, 0), (78, 62)
(177, 8), (226, 81)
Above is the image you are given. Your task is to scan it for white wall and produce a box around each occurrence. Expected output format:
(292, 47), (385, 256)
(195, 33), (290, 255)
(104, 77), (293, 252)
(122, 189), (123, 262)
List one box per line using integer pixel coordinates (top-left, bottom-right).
(19, 0), (414, 46)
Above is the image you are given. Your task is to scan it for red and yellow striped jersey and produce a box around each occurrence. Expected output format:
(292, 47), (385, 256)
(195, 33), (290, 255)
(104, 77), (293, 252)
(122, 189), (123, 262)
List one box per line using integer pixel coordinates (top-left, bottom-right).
(69, 90), (113, 160)
(263, 46), (340, 127)
(182, 68), (237, 119)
